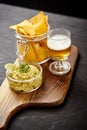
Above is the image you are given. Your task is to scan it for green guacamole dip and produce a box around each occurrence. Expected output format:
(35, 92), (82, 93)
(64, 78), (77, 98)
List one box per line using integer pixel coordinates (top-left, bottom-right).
(6, 63), (42, 92)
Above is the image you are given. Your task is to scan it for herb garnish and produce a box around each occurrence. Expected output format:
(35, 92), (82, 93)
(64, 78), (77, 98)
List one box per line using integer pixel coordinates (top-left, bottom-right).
(19, 63), (30, 73)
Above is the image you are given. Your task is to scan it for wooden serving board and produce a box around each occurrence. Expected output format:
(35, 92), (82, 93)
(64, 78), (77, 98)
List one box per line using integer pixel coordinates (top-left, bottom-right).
(0, 45), (78, 130)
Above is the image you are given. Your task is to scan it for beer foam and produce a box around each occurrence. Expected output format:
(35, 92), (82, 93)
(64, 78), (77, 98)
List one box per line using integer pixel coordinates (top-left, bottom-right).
(47, 35), (71, 50)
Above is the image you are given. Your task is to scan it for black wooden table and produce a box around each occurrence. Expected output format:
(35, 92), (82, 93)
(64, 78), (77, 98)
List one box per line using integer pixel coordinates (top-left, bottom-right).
(0, 4), (87, 130)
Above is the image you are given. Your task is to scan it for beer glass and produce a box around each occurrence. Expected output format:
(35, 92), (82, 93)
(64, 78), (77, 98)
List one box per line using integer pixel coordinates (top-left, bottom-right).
(47, 28), (71, 75)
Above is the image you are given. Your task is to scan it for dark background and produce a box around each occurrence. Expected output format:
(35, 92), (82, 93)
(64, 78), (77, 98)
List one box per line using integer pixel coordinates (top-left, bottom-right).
(0, 0), (87, 19)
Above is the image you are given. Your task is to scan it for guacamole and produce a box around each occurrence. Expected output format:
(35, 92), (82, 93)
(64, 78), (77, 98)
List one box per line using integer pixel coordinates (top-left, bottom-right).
(5, 63), (42, 92)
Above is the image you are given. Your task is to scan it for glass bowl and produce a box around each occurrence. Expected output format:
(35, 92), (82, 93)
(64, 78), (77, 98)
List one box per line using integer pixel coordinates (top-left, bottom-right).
(6, 62), (43, 93)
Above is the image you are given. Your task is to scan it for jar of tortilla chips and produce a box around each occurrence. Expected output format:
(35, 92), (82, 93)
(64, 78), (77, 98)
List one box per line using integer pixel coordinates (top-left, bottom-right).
(15, 29), (50, 64)
(10, 11), (50, 64)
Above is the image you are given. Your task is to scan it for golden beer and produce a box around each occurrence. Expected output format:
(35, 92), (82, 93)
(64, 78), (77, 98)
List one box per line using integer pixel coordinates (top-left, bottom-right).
(47, 35), (71, 60)
(48, 46), (71, 60)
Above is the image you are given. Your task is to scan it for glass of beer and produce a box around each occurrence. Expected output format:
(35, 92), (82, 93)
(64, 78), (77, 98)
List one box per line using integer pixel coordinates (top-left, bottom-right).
(47, 28), (71, 75)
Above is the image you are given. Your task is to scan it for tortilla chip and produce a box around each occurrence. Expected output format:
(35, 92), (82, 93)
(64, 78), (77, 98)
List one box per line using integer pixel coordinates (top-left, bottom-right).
(32, 16), (48, 35)
(29, 11), (44, 24)
(10, 20), (32, 30)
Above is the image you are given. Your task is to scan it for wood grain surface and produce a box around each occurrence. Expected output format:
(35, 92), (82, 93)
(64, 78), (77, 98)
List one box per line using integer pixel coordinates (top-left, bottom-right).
(0, 45), (78, 130)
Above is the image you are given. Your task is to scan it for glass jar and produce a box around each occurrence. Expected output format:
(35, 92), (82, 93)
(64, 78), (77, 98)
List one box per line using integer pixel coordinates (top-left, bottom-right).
(15, 29), (50, 64)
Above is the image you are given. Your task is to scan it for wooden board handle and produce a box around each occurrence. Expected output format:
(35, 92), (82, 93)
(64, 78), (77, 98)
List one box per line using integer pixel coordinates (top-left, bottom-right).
(0, 79), (32, 130)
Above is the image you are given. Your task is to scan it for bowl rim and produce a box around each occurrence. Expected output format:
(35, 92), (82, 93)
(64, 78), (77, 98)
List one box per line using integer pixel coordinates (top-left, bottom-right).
(6, 62), (42, 83)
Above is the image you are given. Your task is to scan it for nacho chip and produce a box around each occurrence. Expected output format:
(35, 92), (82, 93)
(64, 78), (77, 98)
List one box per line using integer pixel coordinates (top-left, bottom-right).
(32, 16), (48, 35)
(29, 11), (44, 24)
(10, 20), (32, 30)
